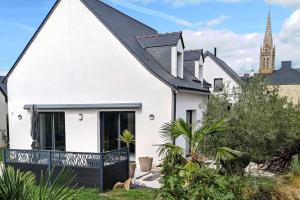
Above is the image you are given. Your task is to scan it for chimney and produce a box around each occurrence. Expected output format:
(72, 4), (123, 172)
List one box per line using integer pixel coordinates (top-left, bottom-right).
(281, 61), (292, 69)
(214, 47), (217, 57)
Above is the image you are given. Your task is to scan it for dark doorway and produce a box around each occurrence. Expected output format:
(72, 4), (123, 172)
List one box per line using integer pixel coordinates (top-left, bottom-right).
(39, 112), (65, 151)
(100, 112), (135, 159)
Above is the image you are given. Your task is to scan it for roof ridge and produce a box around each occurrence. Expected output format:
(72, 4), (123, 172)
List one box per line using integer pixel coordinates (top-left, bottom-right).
(136, 31), (182, 39)
(94, 0), (157, 33)
(185, 49), (202, 52)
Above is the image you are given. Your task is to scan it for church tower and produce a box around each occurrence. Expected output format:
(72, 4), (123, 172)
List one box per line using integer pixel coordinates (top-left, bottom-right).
(259, 9), (275, 74)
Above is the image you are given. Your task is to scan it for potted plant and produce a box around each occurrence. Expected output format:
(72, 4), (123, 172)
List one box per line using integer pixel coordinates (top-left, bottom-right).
(120, 130), (136, 178)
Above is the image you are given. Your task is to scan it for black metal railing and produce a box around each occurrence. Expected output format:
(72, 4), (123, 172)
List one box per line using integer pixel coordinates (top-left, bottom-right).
(4, 148), (129, 192)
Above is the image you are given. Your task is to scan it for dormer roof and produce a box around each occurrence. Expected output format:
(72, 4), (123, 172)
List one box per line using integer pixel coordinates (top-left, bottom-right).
(137, 32), (184, 49)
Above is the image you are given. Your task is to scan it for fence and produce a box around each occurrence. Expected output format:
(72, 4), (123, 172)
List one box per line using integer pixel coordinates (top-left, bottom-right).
(4, 148), (129, 191)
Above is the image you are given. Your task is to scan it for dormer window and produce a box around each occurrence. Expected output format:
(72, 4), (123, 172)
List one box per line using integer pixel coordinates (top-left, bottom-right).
(214, 78), (224, 92)
(177, 52), (183, 79)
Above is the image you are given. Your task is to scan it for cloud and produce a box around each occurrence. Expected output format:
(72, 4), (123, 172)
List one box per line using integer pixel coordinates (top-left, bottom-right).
(0, 19), (35, 32)
(129, 0), (245, 7)
(108, 0), (228, 28)
(183, 9), (300, 74)
(108, 0), (194, 26)
(267, 0), (300, 8)
(206, 15), (230, 27)
(0, 69), (8, 76)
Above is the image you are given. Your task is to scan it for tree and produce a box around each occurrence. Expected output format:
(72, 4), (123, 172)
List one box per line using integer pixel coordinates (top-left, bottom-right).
(203, 77), (300, 163)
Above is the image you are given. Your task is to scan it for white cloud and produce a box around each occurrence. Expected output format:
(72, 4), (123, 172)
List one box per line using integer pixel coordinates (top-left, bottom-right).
(0, 69), (8, 76)
(183, 9), (300, 74)
(267, 0), (300, 8)
(108, 0), (229, 28)
(206, 15), (230, 27)
(0, 19), (35, 32)
(129, 0), (245, 7)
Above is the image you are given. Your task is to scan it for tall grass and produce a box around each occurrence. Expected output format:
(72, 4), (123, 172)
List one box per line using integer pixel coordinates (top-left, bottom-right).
(291, 158), (300, 177)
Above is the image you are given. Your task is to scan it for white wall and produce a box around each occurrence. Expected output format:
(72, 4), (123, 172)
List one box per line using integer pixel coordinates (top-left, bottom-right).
(204, 56), (239, 95)
(0, 93), (7, 148)
(175, 91), (208, 154)
(7, 0), (172, 164)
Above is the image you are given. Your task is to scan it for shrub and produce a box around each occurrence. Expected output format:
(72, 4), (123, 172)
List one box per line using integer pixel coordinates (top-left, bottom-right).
(203, 77), (300, 163)
(291, 158), (300, 177)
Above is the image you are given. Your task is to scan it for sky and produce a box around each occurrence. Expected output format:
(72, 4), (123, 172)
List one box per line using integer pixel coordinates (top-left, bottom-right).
(0, 0), (299, 76)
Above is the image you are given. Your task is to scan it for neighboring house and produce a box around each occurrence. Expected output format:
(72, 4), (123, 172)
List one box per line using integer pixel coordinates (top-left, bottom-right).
(2, 0), (210, 164)
(204, 50), (241, 95)
(266, 61), (300, 104)
(0, 76), (8, 148)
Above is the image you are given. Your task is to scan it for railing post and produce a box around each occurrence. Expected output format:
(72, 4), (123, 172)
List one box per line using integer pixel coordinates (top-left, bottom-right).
(48, 151), (52, 183)
(99, 153), (104, 192)
(3, 149), (6, 166)
(127, 147), (130, 179)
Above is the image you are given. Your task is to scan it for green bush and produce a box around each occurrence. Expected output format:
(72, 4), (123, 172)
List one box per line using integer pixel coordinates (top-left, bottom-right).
(203, 77), (300, 163)
(242, 176), (276, 200)
(291, 158), (300, 177)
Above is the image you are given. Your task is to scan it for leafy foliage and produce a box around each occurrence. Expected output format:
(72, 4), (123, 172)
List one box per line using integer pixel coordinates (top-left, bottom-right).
(0, 166), (78, 200)
(291, 158), (300, 177)
(36, 167), (78, 200)
(203, 77), (300, 163)
(160, 118), (239, 163)
(0, 166), (35, 200)
(158, 119), (242, 199)
(120, 130), (135, 147)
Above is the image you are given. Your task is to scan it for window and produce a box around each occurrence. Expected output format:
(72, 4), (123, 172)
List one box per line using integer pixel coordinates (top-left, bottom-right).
(39, 112), (65, 151)
(100, 112), (135, 159)
(214, 78), (224, 92)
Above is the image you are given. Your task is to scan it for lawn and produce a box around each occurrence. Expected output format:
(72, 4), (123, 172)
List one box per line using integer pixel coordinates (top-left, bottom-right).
(77, 188), (159, 200)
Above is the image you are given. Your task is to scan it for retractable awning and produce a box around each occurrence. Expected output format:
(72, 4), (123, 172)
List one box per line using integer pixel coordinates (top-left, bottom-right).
(24, 103), (142, 110)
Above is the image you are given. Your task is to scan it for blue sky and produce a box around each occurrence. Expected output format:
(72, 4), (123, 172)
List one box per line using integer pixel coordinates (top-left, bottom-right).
(0, 0), (299, 75)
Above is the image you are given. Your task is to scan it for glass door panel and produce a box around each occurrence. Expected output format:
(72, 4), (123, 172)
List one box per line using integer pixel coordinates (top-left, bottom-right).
(101, 112), (135, 157)
(39, 112), (65, 151)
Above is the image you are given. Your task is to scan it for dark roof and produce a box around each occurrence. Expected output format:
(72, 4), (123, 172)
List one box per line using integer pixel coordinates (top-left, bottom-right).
(184, 50), (203, 61)
(0, 76), (7, 97)
(266, 62), (300, 85)
(204, 51), (241, 83)
(183, 61), (211, 88)
(3, 0), (208, 93)
(136, 32), (184, 49)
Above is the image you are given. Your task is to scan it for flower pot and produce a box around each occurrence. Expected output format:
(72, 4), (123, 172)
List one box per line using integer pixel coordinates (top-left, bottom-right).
(138, 157), (153, 172)
(129, 162), (136, 178)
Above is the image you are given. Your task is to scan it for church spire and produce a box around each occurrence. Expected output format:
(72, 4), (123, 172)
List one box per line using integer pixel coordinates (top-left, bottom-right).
(264, 6), (273, 47)
(259, 5), (276, 74)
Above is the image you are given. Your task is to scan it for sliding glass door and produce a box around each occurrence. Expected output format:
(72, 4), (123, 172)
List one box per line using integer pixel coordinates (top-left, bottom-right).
(39, 112), (65, 151)
(100, 112), (135, 156)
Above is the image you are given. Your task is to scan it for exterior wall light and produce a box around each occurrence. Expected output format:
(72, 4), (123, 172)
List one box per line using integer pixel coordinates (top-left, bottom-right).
(18, 115), (22, 120)
(78, 114), (83, 121)
(149, 114), (155, 121)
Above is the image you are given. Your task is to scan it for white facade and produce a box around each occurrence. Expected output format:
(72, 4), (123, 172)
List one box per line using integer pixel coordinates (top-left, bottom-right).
(204, 55), (240, 95)
(6, 0), (208, 164)
(0, 92), (7, 148)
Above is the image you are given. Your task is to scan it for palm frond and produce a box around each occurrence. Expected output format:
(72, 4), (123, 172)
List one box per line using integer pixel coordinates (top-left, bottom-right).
(160, 118), (192, 142)
(0, 166), (35, 200)
(37, 167), (78, 200)
(214, 147), (241, 162)
(194, 119), (225, 142)
(119, 129), (135, 146)
(157, 143), (183, 158)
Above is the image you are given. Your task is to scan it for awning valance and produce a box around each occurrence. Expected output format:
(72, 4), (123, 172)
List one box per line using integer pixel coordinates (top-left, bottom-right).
(24, 103), (142, 110)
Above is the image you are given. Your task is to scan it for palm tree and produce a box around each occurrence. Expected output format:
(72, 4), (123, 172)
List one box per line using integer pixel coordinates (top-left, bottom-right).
(159, 118), (240, 163)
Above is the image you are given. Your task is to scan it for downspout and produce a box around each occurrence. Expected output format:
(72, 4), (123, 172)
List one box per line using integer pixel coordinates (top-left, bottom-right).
(172, 90), (177, 145)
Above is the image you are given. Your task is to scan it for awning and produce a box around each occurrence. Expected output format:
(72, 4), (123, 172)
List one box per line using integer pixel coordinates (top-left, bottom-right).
(24, 103), (142, 110)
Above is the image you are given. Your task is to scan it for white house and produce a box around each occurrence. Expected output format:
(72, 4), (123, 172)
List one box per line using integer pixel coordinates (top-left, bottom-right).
(3, 0), (210, 164)
(204, 50), (241, 95)
(0, 76), (8, 148)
